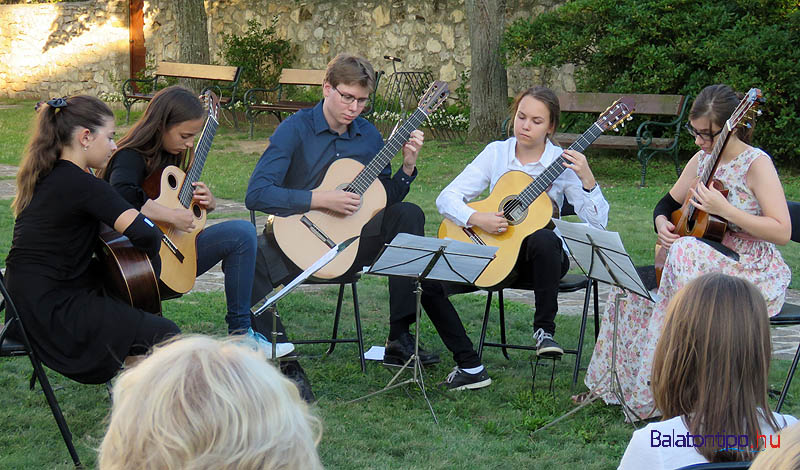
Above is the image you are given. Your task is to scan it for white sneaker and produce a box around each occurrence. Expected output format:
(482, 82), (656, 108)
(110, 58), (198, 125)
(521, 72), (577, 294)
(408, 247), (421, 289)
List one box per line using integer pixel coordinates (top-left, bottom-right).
(246, 328), (295, 359)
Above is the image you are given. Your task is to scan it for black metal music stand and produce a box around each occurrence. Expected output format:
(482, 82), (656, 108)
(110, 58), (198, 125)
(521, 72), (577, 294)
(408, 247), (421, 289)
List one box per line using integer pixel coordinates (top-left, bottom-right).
(348, 233), (497, 423)
(533, 219), (653, 432)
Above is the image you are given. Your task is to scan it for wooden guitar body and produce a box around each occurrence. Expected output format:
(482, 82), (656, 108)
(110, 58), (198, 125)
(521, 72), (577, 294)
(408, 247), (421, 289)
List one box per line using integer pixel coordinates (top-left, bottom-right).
(655, 183), (729, 285)
(96, 225), (161, 314)
(151, 164), (207, 293)
(271, 158), (387, 279)
(437, 170), (554, 289)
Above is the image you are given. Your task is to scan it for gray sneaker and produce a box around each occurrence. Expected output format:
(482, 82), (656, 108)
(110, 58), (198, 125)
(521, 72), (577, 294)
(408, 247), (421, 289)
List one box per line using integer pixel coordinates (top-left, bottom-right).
(442, 366), (492, 391)
(533, 328), (563, 357)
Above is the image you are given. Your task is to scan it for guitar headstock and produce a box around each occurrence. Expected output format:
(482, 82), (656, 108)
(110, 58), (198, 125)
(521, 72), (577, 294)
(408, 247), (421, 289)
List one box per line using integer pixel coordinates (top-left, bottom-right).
(727, 88), (764, 132)
(201, 90), (221, 124)
(596, 96), (636, 132)
(418, 81), (450, 116)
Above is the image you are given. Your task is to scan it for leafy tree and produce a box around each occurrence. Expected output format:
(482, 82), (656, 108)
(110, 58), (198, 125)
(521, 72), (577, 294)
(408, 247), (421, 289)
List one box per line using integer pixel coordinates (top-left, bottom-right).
(504, 0), (800, 163)
(221, 18), (296, 90)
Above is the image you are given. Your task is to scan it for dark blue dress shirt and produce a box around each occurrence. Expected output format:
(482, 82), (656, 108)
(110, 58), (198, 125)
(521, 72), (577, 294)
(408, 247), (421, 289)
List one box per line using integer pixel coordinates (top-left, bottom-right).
(246, 100), (417, 217)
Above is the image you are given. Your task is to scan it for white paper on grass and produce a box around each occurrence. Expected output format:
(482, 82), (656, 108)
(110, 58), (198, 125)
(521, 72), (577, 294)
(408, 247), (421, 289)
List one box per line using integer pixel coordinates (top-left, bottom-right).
(368, 233), (498, 284)
(552, 219), (652, 300)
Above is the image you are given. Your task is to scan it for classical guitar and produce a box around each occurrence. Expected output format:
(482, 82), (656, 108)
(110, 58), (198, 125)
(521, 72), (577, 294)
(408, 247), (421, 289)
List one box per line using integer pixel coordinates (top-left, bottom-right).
(438, 97), (635, 289)
(654, 88), (764, 285)
(96, 223), (162, 314)
(143, 90), (220, 294)
(269, 81), (450, 279)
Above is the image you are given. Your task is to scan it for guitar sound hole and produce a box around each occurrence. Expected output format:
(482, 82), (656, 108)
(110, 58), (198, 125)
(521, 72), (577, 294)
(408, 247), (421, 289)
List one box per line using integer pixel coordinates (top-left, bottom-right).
(167, 173), (178, 190)
(502, 199), (525, 224)
(192, 204), (202, 218)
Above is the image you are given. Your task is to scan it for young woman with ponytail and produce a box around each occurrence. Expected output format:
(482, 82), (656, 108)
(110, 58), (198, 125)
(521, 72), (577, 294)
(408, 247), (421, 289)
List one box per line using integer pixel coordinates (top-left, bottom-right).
(5, 96), (179, 384)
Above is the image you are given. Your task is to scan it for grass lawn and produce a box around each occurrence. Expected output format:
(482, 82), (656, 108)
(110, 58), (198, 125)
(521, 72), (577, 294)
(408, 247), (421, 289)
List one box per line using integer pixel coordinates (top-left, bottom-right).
(1, 101), (800, 468)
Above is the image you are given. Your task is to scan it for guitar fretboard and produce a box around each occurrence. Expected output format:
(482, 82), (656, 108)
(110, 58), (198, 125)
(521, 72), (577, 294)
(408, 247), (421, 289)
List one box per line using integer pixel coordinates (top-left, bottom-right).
(345, 107), (429, 196)
(178, 114), (219, 208)
(515, 122), (605, 210)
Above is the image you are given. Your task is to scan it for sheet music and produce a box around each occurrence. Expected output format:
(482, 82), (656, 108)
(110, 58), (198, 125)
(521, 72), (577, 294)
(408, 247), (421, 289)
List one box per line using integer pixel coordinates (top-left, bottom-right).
(369, 233), (497, 284)
(552, 219), (652, 299)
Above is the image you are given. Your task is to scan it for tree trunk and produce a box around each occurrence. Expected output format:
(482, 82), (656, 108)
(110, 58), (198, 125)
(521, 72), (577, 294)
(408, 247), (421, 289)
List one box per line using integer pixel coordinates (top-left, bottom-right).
(465, 0), (508, 142)
(175, 0), (210, 93)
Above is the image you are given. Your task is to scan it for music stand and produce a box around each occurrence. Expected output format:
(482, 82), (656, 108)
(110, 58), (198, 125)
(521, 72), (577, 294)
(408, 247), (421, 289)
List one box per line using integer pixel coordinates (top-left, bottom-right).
(348, 233), (497, 423)
(533, 219), (653, 432)
(251, 236), (358, 364)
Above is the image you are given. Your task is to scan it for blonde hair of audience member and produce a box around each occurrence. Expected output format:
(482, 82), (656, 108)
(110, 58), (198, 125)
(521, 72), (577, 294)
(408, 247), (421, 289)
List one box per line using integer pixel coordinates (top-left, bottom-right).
(98, 335), (323, 470)
(750, 422), (800, 470)
(651, 273), (779, 462)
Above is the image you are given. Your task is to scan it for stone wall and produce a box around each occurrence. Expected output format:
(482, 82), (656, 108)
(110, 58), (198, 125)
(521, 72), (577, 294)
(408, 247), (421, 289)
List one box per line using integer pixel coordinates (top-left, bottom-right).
(0, 0), (574, 100)
(0, 1), (129, 99)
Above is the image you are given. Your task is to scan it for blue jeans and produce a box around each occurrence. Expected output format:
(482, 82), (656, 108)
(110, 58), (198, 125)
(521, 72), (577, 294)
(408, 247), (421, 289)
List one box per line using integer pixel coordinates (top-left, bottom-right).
(196, 219), (257, 333)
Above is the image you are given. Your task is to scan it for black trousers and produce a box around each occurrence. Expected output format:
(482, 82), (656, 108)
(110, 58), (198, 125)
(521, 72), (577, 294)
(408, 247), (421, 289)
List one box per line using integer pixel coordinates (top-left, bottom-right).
(250, 202), (483, 369)
(430, 228), (570, 355)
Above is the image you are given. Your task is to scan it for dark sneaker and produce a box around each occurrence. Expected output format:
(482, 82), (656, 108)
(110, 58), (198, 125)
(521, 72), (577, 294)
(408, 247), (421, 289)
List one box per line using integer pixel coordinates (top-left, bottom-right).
(533, 328), (563, 357)
(280, 360), (315, 403)
(383, 332), (440, 367)
(442, 367), (492, 391)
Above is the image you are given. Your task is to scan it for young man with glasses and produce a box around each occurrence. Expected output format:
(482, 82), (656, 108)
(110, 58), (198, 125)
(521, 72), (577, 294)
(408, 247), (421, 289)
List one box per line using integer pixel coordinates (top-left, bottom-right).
(246, 53), (492, 392)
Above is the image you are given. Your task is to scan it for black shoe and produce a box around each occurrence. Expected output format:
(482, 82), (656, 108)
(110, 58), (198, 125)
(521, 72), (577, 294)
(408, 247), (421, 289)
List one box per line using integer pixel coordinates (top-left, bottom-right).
(383, 332), (440, 367)
(442, 366), (492, 391)
(533, 328), (563, 357)
(280, 360), (315, 403)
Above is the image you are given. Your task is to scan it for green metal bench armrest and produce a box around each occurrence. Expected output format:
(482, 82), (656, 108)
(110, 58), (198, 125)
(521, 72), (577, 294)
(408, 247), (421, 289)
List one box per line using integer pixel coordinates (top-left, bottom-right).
(635, 95), (690, 149)
(122, 77), (157, 98)
(244, 87), (281, 106)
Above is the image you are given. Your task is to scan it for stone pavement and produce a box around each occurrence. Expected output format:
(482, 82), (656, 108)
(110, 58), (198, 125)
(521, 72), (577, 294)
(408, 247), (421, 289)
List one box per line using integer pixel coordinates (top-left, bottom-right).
(2, 163), (799, 359)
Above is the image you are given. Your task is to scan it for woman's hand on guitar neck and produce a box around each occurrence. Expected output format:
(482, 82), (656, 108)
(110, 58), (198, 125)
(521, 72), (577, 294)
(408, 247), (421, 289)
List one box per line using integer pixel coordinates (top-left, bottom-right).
(561, 150), (596, 190)
(655, 215), (679, 249)
(310, 189), (362, 216)
(468, 211), (509, 234)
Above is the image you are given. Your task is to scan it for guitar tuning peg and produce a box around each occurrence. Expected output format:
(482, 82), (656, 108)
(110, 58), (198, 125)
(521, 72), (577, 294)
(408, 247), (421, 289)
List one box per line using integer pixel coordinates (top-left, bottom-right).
(757, 110), (762, 116)
(613, 127), (620, 132)
(627, 116), (633, 121)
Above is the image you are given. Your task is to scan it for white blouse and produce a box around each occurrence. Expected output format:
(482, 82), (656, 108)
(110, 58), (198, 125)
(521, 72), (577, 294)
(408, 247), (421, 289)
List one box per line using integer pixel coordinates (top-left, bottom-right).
(436, 137), (610, 251)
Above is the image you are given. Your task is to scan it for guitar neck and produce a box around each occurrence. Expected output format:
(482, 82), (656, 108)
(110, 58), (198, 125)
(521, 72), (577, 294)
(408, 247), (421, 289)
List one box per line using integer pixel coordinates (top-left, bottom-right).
(517, 123), (605, 208)
(178, 115), (219, 208)
(347, 107), (429, 195)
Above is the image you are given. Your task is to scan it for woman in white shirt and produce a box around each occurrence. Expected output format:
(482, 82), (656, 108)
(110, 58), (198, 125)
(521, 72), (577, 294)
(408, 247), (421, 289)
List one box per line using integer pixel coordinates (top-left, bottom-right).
(436, 86), (609, 356)
(618, 273), (796, 469)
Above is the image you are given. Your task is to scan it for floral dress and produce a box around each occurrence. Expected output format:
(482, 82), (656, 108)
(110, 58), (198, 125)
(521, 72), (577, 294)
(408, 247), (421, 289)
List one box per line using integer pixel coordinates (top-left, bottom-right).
(584, 147), (791, 419)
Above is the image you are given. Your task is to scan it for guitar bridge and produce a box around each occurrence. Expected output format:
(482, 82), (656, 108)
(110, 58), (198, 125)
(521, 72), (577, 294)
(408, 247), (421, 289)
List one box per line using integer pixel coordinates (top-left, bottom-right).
(301, 215), (337, 249)
(161, 234), (185, 262)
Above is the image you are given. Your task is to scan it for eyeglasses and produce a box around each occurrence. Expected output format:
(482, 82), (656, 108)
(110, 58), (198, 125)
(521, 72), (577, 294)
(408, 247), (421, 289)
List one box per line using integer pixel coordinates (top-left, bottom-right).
(685, 122), (723, 142)
(333, 87), (370, 107)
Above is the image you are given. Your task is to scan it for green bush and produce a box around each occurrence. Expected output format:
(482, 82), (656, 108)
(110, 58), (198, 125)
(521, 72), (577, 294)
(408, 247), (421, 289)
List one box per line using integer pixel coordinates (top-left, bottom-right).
(504, 0), (800, 163)
(220, 17), (296, 90)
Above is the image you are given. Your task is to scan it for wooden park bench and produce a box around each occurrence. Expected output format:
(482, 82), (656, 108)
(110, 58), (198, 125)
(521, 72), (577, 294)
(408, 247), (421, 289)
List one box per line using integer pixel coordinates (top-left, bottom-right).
(243, 68), (383, 138)
(504, 92), (689, 186)
(122, 62), (243, 128)
(243, 68), (327, 138)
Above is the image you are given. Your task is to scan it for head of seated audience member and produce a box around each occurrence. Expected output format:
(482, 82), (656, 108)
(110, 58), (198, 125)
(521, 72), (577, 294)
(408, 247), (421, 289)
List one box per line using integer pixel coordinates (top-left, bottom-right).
(751, 422), (800, 470)
(651, 272), (782, 463)
(98, 335), (323, 470)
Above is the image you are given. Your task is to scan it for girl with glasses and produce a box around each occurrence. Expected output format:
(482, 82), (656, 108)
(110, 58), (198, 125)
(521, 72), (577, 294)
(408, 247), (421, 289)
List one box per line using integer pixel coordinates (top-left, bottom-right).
(579, 84), (791, 420)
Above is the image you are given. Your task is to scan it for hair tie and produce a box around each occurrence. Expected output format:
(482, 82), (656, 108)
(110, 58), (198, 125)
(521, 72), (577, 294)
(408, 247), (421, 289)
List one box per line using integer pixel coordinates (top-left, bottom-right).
(46, 97), (68, 113)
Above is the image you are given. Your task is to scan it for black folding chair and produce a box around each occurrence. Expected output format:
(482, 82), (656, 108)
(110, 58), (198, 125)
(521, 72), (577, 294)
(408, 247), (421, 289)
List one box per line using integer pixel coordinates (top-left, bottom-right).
(677, 461), (751, 469)
(772, 200), (800, 413)
(0, 271), (81, 467)
(475, 201), (600, 389)
(250, 210), (365, 372)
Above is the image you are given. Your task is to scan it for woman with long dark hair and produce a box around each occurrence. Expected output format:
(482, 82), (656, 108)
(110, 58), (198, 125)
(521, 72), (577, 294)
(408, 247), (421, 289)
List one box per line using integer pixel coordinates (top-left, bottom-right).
(103, 86), (292, 358)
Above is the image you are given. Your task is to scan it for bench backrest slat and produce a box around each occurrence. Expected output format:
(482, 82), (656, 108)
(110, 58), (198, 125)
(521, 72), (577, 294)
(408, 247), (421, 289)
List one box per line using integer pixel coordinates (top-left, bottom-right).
(557, 92), (686, 116)
(156, 62), (239, 81)
(279, 68), (326, 86)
